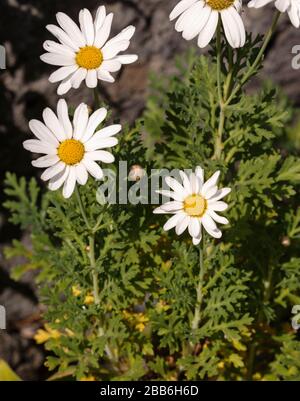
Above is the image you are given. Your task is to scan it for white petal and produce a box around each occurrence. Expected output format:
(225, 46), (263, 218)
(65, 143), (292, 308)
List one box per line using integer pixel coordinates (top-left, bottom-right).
(41, 161), (65, 181)
(102, 40), (130, 59)
(287, 2), (300, 28)
(94, 6), (106, 32)
(79, 8), (95, 46)
(195, 166), (204, 187)
(161, 201), (184, 212)
(208, 210), (229, 225)
(188, 217), (201, 238)
(204, 185), (218, 200)
(23, 139), (57, 155)
(208, 187), (231, 202)
(85, 137), (118, 152)
(192, 232), (202, 245)
(81, 108), (107, 143)
(57, 99), (73, 139)
(101, 59), (122, 72)
(105, 26), (135, 46)
(40, 52), (75, 66)
(43, 107), (66, 141)
(82, 158), (103, 179)
(43, 41), (75, 57)
(183, 3), (210, 41)
(57, 77), (72, 95)
(275, 0), (289, 13)
(93, 124), (121, 139)
(228, 8), (245, 47)
(85, 69), (98, 88)
(201, 171), (220, 196)
(153, 206), (169, 214)
(189, 172), (200, 194)
(175, 215), (190, 235)
(49, 65), (78, 83)
(207, 200), (228, 212)
(202, 214), (222, 238)
(97, 69), (115, 83)
(63, 166), (77, 198)
(32, 154), (59, 168)
(115, 54), (138, 64)
(29, 120), (59, 146)
(46, 24), (79, 51)
(163, 213), (185, 231)
(71, 67), (87, 89)
(49, 165), (70, 191)
(165, 176), (188, 198)
(73, 103), (89, 140)
(221, 8), (245, 48)
(156, 189), (185, 202)
(248, 0), (273, 7)
(180, 171), (192, 194)
(197, 10), (219, 48)
(85, 150), (115, 163)
(75, 163), (89, 185)
(56, 12), (86, 48)
(94, 13), (113, 48)
(170, 0), (198, 21)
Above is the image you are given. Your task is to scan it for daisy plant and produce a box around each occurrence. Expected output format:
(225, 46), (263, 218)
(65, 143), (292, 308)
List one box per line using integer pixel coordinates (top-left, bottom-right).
(154, 167), (231, 333)
(154, 167), (231, 246)
(23, 100), (120, 199)
(4, 2), (300, 381)
(41, 6), (138, 95)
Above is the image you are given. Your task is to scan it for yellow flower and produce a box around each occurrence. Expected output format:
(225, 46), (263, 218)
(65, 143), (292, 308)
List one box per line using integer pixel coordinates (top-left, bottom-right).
(84, 294), (95, 305)
(80, 376), (96, 381)
(136, 323), (146, 332)
(65, 328), (75, 337)
(72, 285), (82, 297)
(34, 324), (61, 344)
(123, 310), (149, 332)
(155, 300), (170, 313)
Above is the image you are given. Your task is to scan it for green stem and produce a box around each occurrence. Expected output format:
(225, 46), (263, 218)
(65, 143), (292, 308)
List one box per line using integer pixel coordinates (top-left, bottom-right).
(88, 234), (100, 305)
(225, 11), (281, 107)
(191, 233), (205, 332)
(75, 186), (91, 230)
(75, 187), (100, 304)
(212, 11), (281, 160)
(213, 22), (226, 160)
(75, 186), (117, 364)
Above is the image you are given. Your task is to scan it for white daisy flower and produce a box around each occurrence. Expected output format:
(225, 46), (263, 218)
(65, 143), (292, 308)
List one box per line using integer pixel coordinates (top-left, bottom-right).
(169, 0), (246, 48)
(23, 100), (121, 199)
(41, 6), (138, 95)
(154, 167), (231, 245)
(248, 0), (300, 28)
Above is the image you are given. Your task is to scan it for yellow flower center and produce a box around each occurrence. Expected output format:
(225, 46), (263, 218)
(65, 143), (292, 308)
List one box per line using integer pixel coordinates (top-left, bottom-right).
(57, 139), (85, 165)
(206, 0), (235, 10)
(184, 194), (207, 217)
(75, 46), (103, 70)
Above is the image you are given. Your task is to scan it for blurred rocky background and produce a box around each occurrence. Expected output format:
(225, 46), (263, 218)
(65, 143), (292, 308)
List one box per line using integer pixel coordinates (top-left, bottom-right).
(0, 0), (300, 380)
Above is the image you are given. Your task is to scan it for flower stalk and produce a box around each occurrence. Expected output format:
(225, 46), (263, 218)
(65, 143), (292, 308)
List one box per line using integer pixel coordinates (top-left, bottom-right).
(191, 233), (205, 332)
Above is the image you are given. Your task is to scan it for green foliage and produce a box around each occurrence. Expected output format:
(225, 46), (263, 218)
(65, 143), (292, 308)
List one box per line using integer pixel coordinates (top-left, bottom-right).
(3, 34), (300, 381)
